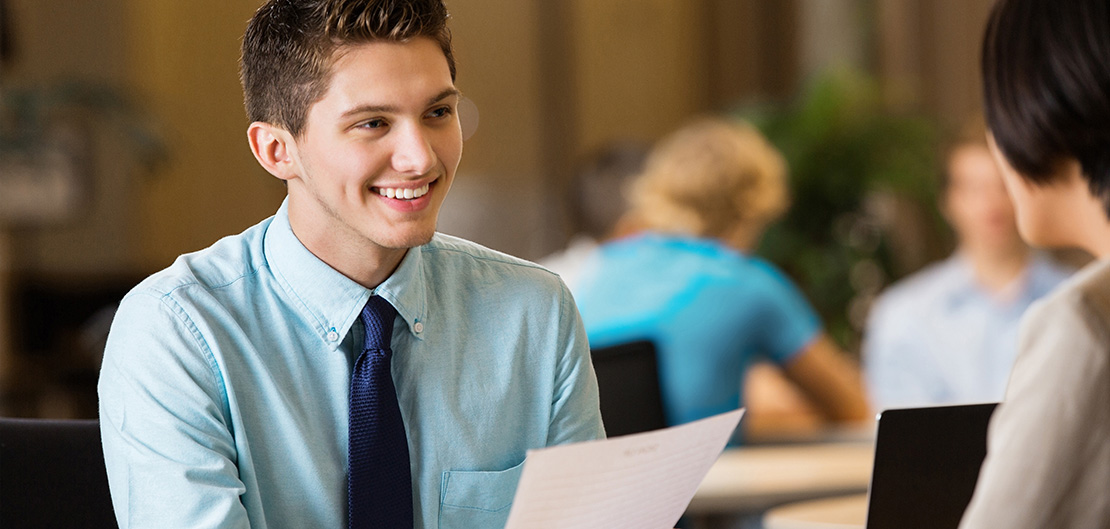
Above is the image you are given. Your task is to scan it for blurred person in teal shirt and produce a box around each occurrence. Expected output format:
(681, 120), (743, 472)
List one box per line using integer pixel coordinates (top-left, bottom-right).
(573, 118), (869, 440)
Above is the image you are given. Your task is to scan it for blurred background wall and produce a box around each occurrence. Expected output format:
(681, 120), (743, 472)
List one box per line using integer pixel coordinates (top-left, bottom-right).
(0, 0), (996, 417)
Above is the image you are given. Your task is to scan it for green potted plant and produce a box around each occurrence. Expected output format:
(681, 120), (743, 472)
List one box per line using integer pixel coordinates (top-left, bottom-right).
(738, 70), (946, 353)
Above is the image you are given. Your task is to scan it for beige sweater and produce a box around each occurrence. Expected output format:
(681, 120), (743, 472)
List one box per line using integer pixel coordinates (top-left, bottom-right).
(961, 259), (1110, 528)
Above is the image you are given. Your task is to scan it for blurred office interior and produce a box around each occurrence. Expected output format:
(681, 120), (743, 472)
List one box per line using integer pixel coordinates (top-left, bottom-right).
(0, 0), (1000, 419)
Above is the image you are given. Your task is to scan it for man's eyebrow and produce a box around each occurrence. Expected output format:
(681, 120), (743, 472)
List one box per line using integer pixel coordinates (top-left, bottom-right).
(340, 88), (461, 119)
(341, 103), (397, 117)
(427, 88), (461, 106)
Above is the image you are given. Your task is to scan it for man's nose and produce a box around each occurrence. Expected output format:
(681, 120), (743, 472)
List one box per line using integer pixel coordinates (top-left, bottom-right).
(391, 123), (436, 175)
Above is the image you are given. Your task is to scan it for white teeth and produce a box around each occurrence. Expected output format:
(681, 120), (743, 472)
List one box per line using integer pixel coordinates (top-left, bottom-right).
(377, 183), (430, 200)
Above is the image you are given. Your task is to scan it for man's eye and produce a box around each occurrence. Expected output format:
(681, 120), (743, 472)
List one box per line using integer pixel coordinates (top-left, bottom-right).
(427, 106), (453, 119)
(361, 119), (387, 129)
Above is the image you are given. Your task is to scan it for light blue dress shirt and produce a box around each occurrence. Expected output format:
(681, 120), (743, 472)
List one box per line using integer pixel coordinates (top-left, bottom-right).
(572, 234), (821, 429)
(863, 253), (1071, 410)
(98, 200), (604, 529)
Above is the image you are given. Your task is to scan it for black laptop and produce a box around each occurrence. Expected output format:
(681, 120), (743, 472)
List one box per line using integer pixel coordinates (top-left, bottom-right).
(864, 402), (998, 529)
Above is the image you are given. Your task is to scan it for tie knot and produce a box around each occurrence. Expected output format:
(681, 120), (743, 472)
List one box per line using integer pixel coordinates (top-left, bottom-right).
(360, 295), (397, 351)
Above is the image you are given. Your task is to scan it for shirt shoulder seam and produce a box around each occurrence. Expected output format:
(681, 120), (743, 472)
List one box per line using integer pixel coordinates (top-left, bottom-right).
(127, 283), (239, 422)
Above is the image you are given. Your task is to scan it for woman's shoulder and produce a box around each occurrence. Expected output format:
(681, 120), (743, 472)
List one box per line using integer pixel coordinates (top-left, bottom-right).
(1026, 260), (1110, 342)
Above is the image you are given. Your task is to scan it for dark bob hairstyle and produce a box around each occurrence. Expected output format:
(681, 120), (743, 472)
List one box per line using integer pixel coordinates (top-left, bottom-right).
(981, 0), (1110, 215)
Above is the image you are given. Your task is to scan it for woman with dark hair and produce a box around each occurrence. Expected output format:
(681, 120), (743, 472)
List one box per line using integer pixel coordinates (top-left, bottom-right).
(960, 0), (1110, 527)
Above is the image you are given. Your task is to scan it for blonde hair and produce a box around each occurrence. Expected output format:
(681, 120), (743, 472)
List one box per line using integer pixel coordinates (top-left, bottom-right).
(628, 118), (789, 240)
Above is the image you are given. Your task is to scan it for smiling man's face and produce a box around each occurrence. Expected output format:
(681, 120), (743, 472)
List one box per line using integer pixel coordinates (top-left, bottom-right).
(283, 37), (462, 280)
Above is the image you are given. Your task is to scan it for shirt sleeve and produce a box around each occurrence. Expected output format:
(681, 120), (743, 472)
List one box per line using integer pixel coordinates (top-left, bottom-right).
(748, 262), (822, 364)
(546, 282), (607, 446)
(959, 292), (1110, 528)
(861, 292), (945, 411)
(98, 288), (250, 529)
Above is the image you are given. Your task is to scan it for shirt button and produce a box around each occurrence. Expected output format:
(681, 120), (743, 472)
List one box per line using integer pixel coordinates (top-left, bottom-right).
(414, 322), (424, 334)
(326, 330), (340, 342)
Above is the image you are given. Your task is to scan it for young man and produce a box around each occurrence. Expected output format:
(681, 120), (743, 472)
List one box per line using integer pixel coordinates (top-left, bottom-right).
(97, 1), (604, 528)
(863, 122), (1070, 410)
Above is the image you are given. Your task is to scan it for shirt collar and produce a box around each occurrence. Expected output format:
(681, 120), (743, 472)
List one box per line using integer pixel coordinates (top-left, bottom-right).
(1018, 252), (1063, 304)
(373, 236), (428, 341)
(941, 254), (980, 307)
(943, 252), (1037, 310)
(263, 199), (428, 350)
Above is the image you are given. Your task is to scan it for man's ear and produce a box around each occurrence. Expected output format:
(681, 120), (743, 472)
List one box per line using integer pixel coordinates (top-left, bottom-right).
(247, 121), (299, 181)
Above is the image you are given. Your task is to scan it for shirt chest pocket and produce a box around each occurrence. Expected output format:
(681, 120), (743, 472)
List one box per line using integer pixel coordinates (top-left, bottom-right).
(438, 460), (524, 529)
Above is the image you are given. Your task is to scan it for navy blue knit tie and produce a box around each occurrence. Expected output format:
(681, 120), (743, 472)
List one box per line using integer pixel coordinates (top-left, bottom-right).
(349, 295), (413, 528)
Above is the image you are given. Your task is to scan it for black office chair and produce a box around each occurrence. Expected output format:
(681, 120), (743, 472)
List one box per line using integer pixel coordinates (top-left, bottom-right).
(0, 418), (117, 528)
(590, 340), (668, 437)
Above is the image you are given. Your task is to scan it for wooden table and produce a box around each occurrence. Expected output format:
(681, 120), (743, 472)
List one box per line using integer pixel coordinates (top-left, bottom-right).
(685, 442), (874, 528)
(762, 493), (868, 529)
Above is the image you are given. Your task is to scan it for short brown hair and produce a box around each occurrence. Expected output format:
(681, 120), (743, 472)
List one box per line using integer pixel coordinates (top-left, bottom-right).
(939, 115), (989, 190)
(629, 118), (789, 239)
(240, 0), (455, 137)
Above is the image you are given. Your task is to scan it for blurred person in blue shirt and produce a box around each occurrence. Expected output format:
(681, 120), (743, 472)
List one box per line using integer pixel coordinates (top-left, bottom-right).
(97, 2), (604, 528)
(862, 119), (1071, 411)
(573, 118), (869, 439)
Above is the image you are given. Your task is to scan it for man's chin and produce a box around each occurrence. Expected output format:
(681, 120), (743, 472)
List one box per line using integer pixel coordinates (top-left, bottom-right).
(378, 229), (437, 250)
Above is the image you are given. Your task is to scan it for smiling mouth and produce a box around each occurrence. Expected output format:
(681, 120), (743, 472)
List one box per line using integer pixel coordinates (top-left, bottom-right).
(374, 181), (432, 200)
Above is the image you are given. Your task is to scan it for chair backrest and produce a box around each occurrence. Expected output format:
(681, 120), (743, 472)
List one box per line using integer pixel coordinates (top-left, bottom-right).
(0, 418), (117, 529)
(590, 340), (668, 437)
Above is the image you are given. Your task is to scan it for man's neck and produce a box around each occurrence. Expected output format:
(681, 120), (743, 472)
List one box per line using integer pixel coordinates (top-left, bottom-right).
(346, 247), (408, 289)
(961, 243), (1030, 295)
(286, 215), (409, 290)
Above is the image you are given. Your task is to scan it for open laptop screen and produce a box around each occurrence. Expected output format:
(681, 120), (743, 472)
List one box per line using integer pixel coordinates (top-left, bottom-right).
(865, 402), (998, 529)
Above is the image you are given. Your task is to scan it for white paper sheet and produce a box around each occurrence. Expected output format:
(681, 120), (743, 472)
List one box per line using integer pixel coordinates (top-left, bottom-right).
(503, 408), (745, 529)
